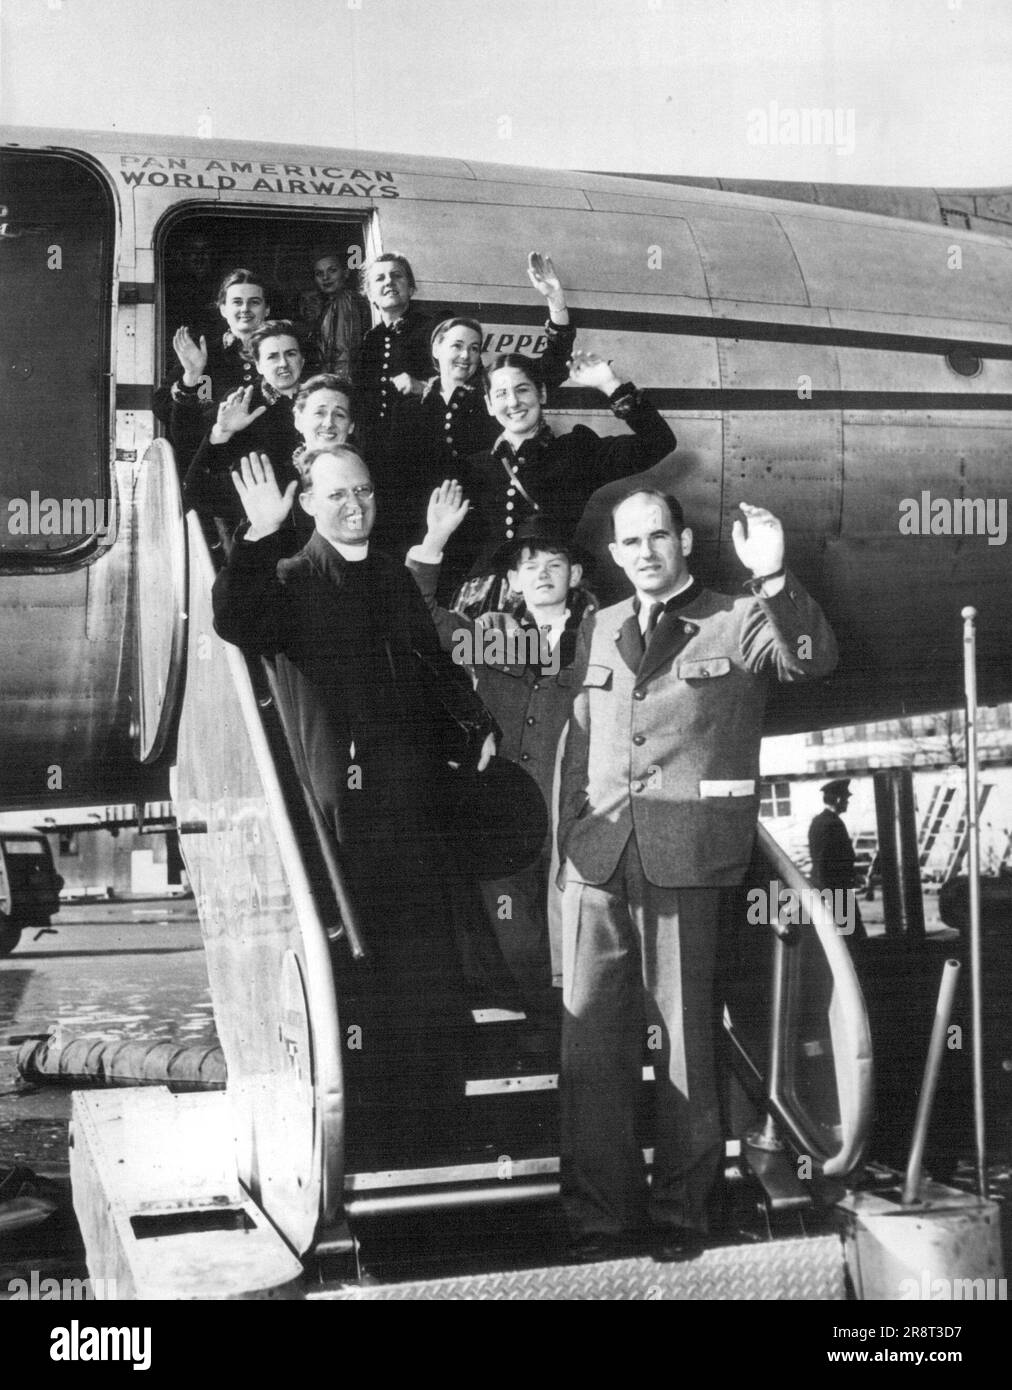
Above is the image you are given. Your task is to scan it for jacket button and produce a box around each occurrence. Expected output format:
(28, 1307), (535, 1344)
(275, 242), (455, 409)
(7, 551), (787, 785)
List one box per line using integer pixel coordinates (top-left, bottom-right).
(532, 682), (540, 691)
(632, 734), (645, 746)
(526, 716), (536, 726)
(633, 690), (645, 701)
(632, 781), (645, 794)
(521, 753), (530, 761)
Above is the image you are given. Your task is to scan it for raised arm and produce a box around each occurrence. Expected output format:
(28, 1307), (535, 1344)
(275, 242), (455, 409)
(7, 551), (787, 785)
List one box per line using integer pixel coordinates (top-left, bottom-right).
(405, 480), (479, 652)
(211, 535), (289, 652)
(733, 503), (839, 681)
(569, 352), (677, 483)
(527, 252), (576, 392)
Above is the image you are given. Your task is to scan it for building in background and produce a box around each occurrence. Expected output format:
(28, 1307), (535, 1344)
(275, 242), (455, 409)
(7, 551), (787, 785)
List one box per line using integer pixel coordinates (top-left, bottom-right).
(760, 705), (1012, 886)
(0, 804), (185, 899)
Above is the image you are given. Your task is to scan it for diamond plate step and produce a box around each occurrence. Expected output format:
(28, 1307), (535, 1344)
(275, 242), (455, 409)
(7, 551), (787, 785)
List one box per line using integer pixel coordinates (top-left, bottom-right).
(309, 1233), (845, 1300)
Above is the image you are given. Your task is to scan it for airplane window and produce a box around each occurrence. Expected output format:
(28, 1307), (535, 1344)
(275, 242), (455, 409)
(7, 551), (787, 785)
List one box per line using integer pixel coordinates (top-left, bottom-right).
(945, 349), (982, 378)
(0, 151), (114, 561)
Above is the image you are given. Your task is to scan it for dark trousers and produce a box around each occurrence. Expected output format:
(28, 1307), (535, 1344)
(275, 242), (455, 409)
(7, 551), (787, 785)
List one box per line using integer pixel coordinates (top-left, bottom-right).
(560, 836), (723, 1236)
(479, 848), (555, 1020)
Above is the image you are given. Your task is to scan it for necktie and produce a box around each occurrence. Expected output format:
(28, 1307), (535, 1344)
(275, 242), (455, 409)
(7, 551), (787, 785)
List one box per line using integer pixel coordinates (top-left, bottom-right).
(635, 601), (664, 660)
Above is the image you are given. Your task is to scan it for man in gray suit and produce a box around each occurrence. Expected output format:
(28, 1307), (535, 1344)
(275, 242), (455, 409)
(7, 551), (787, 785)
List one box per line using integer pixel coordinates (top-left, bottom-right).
(557, 489), (838, 1260)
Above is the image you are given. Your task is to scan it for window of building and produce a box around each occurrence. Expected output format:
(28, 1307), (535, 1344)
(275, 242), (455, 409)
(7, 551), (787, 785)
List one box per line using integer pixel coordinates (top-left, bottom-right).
(760, 780), (792, 818)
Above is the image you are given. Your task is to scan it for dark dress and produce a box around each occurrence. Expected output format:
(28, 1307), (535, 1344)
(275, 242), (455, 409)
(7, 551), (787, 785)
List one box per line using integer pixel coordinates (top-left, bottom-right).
(356, 304), (434, 551)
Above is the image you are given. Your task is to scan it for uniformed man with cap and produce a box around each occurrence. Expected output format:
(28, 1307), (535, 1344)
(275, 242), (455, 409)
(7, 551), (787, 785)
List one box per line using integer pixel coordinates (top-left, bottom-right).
(808, 777), (867, 943)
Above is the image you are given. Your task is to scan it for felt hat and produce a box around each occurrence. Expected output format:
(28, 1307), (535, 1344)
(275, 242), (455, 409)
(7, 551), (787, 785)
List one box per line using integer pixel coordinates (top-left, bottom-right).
(488, 514), (593, 575)
(446, 756), (549, 879)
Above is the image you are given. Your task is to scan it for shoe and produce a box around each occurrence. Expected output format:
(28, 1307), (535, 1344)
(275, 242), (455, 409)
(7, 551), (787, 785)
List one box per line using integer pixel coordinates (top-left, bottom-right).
(650, 1226), (708, 1263)
(564, 1231), (645, 1264)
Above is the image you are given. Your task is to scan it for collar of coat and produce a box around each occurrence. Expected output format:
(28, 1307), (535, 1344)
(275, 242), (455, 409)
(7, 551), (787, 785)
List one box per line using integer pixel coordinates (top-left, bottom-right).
(492, 424), (555, 467)
(421, 376), (482, 405)
(480, 589), (597, 677)
(613, 579), (707, 684)
(380, 304), (421, 337)
(276, 529), (380, 589)
(260, 380), (297, 407)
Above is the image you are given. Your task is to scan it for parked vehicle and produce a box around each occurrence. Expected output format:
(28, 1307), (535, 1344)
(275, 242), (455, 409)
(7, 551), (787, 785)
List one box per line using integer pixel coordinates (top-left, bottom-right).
(0, 833), (64, 956)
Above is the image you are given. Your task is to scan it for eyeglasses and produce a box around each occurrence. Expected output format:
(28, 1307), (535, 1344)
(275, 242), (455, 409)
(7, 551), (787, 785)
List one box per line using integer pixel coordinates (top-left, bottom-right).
(327, 485), (374, 502)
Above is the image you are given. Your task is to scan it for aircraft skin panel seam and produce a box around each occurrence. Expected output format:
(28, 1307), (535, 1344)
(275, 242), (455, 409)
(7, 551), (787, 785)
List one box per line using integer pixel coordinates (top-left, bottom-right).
(771, 211), (814, 311)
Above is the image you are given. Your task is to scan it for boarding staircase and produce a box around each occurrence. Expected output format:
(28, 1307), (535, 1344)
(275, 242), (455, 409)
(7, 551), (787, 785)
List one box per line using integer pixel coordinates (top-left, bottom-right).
(70, 441), (874, 1299)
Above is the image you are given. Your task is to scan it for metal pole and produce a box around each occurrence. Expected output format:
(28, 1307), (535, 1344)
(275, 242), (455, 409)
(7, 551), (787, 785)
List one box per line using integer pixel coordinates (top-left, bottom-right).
(961, 606), (987, 1200)
(873, 769), (925, 937)
(902, 958), (961, 1205)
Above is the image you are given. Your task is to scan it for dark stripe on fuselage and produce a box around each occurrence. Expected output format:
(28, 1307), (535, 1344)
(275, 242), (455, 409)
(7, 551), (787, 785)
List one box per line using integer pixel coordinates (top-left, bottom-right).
(115, 383), (1012, 413)
(422, 300), (1012, 361)
(121, 294), (1012, 411)
(127, 285), (1012, 360)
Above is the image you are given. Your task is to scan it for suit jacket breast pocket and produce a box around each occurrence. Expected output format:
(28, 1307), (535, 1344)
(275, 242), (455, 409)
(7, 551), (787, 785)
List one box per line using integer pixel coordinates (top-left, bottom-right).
(582, 664), (613, 690)
(677, 656), (731, 683)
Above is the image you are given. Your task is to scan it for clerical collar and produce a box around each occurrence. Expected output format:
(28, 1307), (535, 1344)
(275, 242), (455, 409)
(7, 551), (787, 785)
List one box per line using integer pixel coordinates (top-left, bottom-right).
(306, 530), (370, 571)
(328, 537), (369, 563)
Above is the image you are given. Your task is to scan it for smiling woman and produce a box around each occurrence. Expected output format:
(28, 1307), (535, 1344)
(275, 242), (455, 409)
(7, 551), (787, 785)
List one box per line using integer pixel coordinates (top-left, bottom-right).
(182, 321), (310, 531)
(451, 350), (678, 614)
(292, 375), (355, 468)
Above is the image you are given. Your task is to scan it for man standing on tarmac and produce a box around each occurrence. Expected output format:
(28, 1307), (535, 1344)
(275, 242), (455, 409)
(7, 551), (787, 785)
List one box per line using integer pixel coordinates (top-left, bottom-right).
(809, 778), (868, 943)
(556, 489), (838, 1262)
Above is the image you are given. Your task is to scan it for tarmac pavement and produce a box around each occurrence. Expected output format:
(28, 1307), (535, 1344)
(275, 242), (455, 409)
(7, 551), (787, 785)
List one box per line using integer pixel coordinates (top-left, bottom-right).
(0, 895), (214, 1179)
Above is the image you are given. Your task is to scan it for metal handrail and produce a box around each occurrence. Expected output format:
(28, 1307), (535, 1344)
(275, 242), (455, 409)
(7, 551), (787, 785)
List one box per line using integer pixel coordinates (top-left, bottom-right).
(755, 823), (874, 1176)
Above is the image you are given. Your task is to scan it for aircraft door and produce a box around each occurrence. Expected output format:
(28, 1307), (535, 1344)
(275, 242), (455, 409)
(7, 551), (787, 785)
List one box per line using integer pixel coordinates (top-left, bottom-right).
(0, 149), (116, 565)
